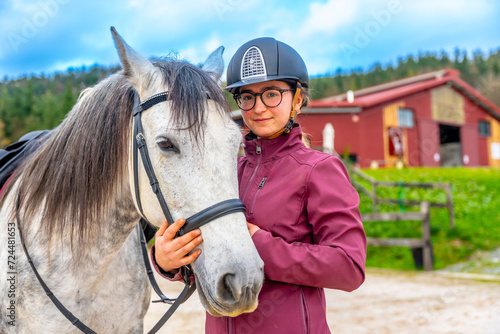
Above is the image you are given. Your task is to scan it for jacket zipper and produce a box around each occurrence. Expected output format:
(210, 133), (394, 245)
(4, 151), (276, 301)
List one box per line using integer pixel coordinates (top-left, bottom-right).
(241, 142), (262, 203)
(300, 289), (310, 334)
(228, 316), (233, 334)
(258, 177), (267, 188)
(249, 177), (266, 214)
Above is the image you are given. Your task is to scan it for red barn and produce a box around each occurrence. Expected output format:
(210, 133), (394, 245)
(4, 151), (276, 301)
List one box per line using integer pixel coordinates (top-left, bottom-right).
(297, 68), (500, 168)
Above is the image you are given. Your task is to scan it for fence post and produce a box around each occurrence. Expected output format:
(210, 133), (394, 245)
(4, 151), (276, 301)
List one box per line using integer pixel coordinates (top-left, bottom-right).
(372, 181), (378, 213)
(421, 201), (433, 271)
(444, 184), (455, 229)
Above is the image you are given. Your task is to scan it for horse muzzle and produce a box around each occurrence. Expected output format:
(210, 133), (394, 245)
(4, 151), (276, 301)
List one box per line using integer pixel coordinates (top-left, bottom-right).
(195, 263), (264, 317)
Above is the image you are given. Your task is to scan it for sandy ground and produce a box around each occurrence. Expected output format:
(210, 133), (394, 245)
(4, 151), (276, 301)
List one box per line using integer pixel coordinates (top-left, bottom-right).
(144, 269), (500, 334)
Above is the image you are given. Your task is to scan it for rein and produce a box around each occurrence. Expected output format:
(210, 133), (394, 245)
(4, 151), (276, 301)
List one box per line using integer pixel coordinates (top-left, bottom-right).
(17, 90), (246, 333)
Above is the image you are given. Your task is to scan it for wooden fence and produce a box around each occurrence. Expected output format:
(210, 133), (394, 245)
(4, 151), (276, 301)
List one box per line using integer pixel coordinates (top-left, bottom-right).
(344, 165), (457, 271)
(348, 166), (455, 229)
(361, 201), (433, 271)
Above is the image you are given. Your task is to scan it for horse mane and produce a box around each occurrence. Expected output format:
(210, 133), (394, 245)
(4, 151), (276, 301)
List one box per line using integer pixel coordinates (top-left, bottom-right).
(154, 59), (229, 139)
(2, 58), (229, 254)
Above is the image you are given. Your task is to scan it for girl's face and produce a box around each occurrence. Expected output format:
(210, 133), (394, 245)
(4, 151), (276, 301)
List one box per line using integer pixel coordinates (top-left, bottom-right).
(238, 80), (302, 139)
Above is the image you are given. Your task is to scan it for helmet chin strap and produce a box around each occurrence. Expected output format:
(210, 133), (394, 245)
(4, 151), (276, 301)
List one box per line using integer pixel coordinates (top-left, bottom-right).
(265, 82), (302, 140)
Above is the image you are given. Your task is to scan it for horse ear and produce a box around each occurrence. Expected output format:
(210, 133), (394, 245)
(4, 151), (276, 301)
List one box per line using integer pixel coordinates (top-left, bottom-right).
(110, 27), (156, 87)
(202, 46), (225, 82)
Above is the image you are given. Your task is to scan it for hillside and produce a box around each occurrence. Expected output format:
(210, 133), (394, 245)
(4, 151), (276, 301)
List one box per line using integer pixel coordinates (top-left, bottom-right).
(1, 47), (500, 148)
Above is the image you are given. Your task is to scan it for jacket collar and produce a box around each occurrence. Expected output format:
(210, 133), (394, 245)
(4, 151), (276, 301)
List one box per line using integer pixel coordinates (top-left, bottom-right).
(243, 124), (304, 163)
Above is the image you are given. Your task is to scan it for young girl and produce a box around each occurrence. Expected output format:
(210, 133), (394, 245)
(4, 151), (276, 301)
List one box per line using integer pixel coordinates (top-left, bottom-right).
(153, 37), (366, 333)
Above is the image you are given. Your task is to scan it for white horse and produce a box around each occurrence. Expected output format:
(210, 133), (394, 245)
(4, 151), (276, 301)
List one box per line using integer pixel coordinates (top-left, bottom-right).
(0, 28), (263, 333)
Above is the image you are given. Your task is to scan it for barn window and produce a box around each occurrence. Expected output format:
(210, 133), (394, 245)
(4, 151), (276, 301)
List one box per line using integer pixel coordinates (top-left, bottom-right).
(398, 108), (414, 128)
(478, 121), (491, 137)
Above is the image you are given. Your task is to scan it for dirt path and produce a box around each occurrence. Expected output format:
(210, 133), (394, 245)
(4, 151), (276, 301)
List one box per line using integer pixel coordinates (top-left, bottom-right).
(144, 269), (500, 333)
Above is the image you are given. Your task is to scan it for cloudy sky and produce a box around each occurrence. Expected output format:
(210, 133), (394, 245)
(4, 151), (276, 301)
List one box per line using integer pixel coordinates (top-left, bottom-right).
(1, 0), (499, 80)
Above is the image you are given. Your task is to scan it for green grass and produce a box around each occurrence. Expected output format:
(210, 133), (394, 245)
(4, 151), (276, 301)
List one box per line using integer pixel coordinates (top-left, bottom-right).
(353, 167), (500, 271)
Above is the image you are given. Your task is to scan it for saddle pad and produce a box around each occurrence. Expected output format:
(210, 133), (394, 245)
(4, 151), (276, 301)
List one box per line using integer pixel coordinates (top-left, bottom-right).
(0, 130), (51, 191)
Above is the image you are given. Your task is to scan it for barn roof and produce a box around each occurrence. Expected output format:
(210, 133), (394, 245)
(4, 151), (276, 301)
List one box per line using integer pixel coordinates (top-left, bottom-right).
(308, 68), (500, 121)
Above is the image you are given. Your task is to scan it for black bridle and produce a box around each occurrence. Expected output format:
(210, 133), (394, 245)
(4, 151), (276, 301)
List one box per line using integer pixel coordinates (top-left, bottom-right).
(18, 91), (246, 334)
(132, 91), (246, 332)
(132, 91), (246, 236)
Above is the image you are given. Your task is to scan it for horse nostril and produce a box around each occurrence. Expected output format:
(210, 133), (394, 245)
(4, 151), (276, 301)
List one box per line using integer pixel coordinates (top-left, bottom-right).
(252, 281), (262, 295)
(219, 273), (240, 303)
(217, 271), (262, 309)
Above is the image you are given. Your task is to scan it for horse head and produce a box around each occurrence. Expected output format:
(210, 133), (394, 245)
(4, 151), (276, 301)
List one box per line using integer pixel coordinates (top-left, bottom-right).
(111, 28), (264, 317)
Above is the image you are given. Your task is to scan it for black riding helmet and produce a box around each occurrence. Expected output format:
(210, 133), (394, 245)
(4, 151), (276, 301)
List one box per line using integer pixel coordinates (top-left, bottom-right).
(225, 37), (309, 93)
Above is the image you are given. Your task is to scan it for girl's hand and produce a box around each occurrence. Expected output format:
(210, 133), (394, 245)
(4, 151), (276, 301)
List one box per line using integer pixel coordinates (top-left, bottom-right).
(154, 218), (203, 273)
(247, 222), (260, 237)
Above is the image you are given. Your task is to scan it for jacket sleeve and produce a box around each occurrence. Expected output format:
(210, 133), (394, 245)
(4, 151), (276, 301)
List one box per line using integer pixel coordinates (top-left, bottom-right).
(251, 156), (366, 292)
(150, 245), (184, 281)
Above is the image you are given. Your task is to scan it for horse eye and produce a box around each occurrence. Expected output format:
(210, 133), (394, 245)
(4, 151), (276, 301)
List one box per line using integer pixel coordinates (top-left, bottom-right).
(156, 139), (179, 153)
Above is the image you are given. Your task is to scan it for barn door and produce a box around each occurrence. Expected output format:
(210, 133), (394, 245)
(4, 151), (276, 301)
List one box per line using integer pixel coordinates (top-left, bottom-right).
(439, 124), (462, 166)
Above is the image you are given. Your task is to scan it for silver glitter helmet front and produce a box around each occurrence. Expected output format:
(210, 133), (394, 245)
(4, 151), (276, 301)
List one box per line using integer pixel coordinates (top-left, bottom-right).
(225, 37), (309, 93)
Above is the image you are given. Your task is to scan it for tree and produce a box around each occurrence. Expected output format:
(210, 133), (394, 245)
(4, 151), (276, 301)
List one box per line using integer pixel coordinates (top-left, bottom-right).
(473, 49), (488, 76)
(61, 81), (76, 116)
(2, 47), (500, 148)
(0, 85), (9, 147)
(493, 60), (500, 76)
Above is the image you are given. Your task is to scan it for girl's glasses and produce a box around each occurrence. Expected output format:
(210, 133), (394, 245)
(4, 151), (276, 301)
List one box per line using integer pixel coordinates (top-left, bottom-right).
(234, 88), (293, 111)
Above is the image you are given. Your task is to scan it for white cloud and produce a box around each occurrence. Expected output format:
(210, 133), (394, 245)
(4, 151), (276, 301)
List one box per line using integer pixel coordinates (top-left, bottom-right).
(7, 0), (38, 13)
(126, 0), (143, 7)
(1, 0), (499, 79)
(301, 0), (359, 37)
(406, 0), (493, 19)
(204, 34), (223, 55)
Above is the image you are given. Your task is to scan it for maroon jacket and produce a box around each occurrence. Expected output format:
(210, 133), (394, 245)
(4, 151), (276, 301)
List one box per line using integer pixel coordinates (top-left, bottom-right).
(205, 125), (366, 333)
(152, 125), (366, 333)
